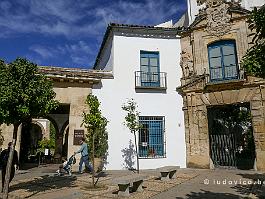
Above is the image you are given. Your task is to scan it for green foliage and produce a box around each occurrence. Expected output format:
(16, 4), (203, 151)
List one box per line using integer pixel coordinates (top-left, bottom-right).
(37, 137), (55, 154)
(82, 94), (108, 158)
(241, 6), (265, 78)
(86, 124), (108, 158)
(0, 58), (59, 126)
(121, 99), (141, 132)
(38, 137), (55, 150)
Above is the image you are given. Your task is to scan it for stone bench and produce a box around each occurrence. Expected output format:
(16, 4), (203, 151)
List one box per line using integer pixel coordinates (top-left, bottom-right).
(112, 174), (147, 197)
(157, 166), (180, 181)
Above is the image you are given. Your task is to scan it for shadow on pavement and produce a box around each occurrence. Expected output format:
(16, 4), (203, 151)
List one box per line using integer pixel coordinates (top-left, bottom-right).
(234, 173), (265, 199)
(175, 172), (265, 199)
(9, 174), (77, 198)
(175, 190), (244, 199)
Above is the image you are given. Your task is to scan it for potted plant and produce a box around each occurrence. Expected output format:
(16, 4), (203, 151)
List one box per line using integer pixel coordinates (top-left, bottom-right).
(148, 148), (155, 157)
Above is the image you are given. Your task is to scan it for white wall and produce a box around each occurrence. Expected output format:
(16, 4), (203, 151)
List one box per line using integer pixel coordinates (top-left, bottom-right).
(241, 0), (265, 10)
(93, 33), (186, 170)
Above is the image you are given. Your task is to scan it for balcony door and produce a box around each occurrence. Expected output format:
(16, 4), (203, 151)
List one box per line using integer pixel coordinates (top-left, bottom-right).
(140, 51), (160, 87)
(208, 40), (238, 82)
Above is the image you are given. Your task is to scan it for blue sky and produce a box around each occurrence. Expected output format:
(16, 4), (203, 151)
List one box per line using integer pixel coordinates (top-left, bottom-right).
(0, 0), (187, 69)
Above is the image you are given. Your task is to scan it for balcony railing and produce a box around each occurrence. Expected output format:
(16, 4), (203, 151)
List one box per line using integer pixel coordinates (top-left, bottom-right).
(135, 71), (167, 89)
(206, 68), (245, 84)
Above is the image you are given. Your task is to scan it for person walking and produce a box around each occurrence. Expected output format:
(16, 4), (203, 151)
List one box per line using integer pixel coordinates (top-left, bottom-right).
(74, 137), (93, 174)
(0, 142), (19, 192)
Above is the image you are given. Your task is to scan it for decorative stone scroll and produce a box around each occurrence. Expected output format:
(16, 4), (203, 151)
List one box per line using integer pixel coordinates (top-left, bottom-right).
(197, 0), (241, 7)
(206, 2), (231, 37)
(196, 0), (243, 37)
(197, 0), (224, 7)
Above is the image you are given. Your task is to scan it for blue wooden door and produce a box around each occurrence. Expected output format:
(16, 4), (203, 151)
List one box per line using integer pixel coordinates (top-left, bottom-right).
(208, 41), (238, 81)
(140, 51), (160, 87)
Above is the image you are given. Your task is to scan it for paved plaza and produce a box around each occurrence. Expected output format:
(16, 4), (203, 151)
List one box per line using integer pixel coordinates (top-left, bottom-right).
(0, 165), (264, 199)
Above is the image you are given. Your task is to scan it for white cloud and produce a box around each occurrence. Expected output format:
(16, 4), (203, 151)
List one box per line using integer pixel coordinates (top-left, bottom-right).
(29, 45), (55, 59)
(0, 1), (12, 10)
(29, 41), (94, 65)
(0, 0), (186, 39)
(0, 0), (186, 67)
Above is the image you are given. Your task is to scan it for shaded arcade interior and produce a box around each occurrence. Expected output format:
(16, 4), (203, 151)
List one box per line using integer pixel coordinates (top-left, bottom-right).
(19, 104), (70, 167)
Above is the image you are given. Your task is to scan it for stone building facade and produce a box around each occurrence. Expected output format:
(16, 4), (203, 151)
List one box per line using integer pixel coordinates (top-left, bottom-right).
(0, 67), (112, 166)
(177, 0), (265, 170)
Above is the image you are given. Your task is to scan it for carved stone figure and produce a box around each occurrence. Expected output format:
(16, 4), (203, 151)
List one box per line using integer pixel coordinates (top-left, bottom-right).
(180, 49), (194, 77)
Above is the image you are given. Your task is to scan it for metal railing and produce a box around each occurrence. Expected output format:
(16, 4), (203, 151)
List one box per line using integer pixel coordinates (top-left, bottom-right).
(135, 71), (167, 89)
(206, 68), (245, 84)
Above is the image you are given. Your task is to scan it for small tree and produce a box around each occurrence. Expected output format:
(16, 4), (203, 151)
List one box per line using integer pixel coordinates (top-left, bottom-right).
(122, 99), (141, 173)
(86, 122), (108, 159)
(241, 6), (265, 78)
(82, 94), (108, 187)
(0, 58), (58, 198)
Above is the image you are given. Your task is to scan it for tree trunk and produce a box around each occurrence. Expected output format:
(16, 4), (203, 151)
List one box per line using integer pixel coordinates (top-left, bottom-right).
(3, 123), (19, 199)
(133, 131), (139, 173)
(92, 132), (95, 187)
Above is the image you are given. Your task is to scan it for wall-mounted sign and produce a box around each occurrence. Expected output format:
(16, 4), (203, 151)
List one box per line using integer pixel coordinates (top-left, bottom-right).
(73, 130), (84, 145)
(44, 149), (49, 156)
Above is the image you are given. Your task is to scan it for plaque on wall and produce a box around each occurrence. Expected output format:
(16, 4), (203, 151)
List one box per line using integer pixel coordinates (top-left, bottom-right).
(73, 130), (84, 145)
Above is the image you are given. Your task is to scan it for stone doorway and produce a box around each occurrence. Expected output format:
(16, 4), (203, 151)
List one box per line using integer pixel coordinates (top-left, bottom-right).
(208, 103), (256, 169)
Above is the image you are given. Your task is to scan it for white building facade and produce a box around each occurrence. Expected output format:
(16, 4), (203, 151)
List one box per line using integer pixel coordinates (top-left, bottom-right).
(93, 24), (186, 170)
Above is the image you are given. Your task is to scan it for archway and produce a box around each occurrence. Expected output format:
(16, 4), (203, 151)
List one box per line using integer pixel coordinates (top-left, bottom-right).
(20, 122), (44, 165)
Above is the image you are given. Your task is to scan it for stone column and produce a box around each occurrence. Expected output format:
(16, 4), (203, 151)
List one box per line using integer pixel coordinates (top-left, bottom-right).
(251, 85), (265, 170)
(185, 92), (210, 169)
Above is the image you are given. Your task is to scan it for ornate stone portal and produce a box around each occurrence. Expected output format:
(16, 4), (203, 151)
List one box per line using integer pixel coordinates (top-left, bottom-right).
(179, 0), (265, 170)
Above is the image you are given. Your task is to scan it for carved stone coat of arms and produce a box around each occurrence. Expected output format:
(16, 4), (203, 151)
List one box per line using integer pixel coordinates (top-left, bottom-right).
(206, 2), (231, 37)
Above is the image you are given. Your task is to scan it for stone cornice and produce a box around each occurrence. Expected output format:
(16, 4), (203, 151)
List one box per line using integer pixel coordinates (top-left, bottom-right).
(177, 75), (265, 95)
(38, 66), (113, 84)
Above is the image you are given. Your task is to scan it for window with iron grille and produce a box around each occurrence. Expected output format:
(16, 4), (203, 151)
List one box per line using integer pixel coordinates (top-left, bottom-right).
(138, 116), (166, 158)
(208, 40), (239, 82)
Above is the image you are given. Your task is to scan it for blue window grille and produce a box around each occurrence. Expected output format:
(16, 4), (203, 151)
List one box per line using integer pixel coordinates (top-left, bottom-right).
(208, 40), (239, 82)
(138, 116), (165, 158)
(140, 51), (160, 87)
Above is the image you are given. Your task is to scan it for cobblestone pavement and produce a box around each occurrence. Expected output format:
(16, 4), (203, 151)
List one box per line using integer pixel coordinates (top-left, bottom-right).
(0, 165), (264, 199)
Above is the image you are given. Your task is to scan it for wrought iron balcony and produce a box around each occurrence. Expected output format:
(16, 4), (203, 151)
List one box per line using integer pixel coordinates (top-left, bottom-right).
(135, 71), (167, 89)
(205, 68), (245, 84)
